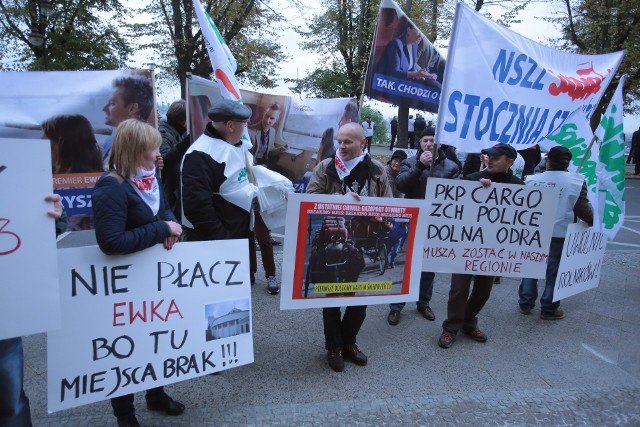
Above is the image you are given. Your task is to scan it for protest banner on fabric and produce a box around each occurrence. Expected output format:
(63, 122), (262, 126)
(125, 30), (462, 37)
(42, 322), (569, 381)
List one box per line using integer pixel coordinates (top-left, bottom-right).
(0, 138), (61, 339)
(554, 222), (607, 301)
(0, 69), (156, 231)
(540, 108), (599, 217)
(423, 178), (558, 278)
(47, 240), (252, 412)
(593, 75), (627, 240)
(435, 2), (625, 153)
(187, 75), (358, 193)
(280, 193), (429, 309)
(363, 0), (445, 112)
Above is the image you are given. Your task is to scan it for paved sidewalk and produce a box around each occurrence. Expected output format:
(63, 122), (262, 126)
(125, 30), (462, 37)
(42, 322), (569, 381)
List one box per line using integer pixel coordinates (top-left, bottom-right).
(26, 249), (640, 426)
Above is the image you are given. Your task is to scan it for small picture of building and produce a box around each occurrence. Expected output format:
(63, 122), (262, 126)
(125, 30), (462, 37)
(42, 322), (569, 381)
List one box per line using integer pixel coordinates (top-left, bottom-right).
(205, 298), (251, 342)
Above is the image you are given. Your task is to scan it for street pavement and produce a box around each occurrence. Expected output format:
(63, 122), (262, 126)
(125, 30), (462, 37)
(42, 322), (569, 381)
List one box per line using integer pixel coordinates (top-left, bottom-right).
(26, 144), (640, 426)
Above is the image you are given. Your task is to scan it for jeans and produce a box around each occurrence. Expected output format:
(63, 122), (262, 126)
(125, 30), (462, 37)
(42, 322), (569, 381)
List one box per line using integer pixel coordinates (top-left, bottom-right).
(389, 271), (434, 311)
(518, 239), (563, 315)
(0, 337), (32, 427)
(442, 274), (494, 334)
(323, 306), (367, 350)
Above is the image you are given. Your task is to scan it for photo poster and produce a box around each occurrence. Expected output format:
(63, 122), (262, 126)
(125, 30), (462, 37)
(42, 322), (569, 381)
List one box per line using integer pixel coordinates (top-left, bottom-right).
(186, 75), (358, 193)
(280, 193), (429, 310)
(47, 240), (253, 412)
(363, 0), (446, 112)
(554, 222), (607, 302)
(435, 2), (625, 153)
(0, 138), (61, 339)
(0, 69), (156, 231)
(423, 178), (559, 278)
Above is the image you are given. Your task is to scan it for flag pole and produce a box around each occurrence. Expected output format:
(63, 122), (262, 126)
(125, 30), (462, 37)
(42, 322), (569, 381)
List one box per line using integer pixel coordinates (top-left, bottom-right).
(576, 134), (598, 173)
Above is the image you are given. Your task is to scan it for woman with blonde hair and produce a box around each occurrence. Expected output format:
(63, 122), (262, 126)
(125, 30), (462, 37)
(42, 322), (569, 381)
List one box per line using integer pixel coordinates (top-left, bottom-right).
(92, 118), (184, 426)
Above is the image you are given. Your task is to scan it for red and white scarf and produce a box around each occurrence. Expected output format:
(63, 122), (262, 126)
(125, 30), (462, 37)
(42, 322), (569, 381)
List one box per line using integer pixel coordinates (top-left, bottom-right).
(128, 167), (160, 216)
(334, 151), (366, 181)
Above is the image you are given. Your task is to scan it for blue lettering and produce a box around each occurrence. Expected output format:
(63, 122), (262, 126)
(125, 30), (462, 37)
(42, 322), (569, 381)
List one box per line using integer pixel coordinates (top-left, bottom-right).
(444, 91), (463, 133)
(491, 101), (510, 141)
(507, 54), (527, 86)
(460, 95), (481, 139)
(492, 49), (513, 83)
(475, 97), (494, 140)
(498, 104), (518, 144)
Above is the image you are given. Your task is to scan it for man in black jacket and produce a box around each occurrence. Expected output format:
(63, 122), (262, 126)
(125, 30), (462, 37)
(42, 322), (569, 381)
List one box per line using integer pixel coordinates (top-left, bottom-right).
(181, 100), (255, 242)
(159, 99), (188, 217)
(438, 143), (524, 349)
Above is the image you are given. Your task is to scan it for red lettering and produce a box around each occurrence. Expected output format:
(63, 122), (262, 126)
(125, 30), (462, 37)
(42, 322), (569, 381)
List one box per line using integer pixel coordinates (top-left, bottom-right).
(151, 300), (166, 321)
(113, 302), (126, 326)
(129, 302), (147, 323)
(166, 300), (183, 320)
(0, 218), (22, 256)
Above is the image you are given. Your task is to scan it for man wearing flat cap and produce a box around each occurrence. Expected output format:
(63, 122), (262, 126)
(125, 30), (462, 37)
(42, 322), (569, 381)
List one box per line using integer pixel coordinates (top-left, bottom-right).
(518, 146), (593, 320)
(181, 99), (257, 241)
(438, 143), (523, 349)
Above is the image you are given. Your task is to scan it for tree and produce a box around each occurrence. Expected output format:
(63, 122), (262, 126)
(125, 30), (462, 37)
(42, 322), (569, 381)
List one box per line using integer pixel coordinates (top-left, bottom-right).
(130, 0), (289, 98)
(0, 0), (131, 71)
(553, 0), (639, 127)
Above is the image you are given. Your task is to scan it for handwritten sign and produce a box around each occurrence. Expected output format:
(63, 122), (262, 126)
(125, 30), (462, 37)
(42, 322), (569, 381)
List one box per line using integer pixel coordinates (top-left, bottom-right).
(423, 178), (558, 278)
(280, 193), (429, 309)
(47, 241), (253, 412)
(0, 138), (60, 339)
(554, 222), (607, 301)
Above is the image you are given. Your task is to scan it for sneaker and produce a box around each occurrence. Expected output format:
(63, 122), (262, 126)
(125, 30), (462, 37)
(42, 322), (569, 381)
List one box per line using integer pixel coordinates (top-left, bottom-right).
(540, 309), (564, 320)
(462, 327), (488, 343)
(519, 305), (532, 315)
(327, 348), (344, 372)
(266, 276), (279, 295)
(438, 331), (455, 348)
(388, 262), (395, 269)
(417, 306), (435, 321)
(343, 344), (368, 366)
(387, 309), (400, 326)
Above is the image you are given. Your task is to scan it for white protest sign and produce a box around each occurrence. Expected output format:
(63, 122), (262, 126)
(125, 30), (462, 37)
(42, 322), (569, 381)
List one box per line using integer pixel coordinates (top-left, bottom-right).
(554, 222), (607, 301)
(48, 241), (252, 412)
(280, 193), (429, 309)
(423, 178), (558, 278)
(0, 138), (61, 339)
(436, 3), (624, 152)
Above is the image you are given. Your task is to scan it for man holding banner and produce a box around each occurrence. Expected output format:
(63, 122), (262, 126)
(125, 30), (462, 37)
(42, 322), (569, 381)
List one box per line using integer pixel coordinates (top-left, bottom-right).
(306, 122), (392, 372)
(439, 143), (523, 349)
(518, 147), (593, 319)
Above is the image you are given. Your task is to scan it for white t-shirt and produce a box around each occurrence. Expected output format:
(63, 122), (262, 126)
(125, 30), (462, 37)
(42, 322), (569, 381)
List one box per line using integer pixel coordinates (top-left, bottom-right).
(362, 120), (374, 137)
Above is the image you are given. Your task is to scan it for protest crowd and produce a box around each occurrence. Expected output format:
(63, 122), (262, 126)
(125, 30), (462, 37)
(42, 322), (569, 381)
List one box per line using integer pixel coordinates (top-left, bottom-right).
(0, 1), (631, 427)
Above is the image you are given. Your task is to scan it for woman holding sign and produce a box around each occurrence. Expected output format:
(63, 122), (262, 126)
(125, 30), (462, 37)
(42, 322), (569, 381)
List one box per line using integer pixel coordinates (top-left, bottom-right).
(92, 119), (184, 427)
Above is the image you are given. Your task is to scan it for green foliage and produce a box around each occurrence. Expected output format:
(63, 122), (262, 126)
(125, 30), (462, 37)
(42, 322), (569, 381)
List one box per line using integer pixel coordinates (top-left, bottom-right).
(0, 0), (131, 71)
(284, 60), (352, 98)
(550, 0), (639, 118)
(361, 104), (388, 144)
(130, 0), (289, 97)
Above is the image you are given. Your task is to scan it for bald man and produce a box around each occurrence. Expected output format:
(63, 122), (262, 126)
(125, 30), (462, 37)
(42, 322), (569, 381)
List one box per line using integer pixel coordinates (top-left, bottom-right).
(307, 122), (393, 372)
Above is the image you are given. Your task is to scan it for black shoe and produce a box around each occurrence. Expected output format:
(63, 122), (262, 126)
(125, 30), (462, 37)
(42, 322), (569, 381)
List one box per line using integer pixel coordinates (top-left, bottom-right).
(519, 305), (532, 315)
(387, 309), (400, 325)
(117, 414), (141, 427)
(146, 392), (185, 416)
(417, 306), (435, 321)
(343, 344), (368, 366)
(327, 348), (344, 372)
(270, 237), (282, 246)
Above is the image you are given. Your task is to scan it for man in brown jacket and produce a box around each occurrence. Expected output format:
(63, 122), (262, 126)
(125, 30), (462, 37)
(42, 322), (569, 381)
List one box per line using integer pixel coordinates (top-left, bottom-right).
(307, 122), (393, 372)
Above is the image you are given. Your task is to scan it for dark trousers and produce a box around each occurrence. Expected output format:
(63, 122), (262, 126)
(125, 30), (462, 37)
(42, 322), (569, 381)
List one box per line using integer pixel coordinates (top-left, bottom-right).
(390, 133), (397, 150)
(323, 306), (367, 350)
(110, 386), (165, 418)
(249, 211), (276, 277)
(365, 136), (372, 153)
(408, 132), (415, 149)
(442, 274), (494, 334)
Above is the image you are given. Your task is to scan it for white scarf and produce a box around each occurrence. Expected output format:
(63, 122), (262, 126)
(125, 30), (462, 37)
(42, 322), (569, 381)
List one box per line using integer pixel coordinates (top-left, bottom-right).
(128, 167), (160, 216)
(334, 152), (366, 181)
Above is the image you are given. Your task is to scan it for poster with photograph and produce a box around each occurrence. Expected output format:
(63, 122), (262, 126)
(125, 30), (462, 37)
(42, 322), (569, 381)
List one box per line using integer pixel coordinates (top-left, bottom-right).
(0, 138), (61, 339)
(363, 0), (446, 112)
(280, 193), (429, 309)
(423, 178), (559, 278)
(187, 75), (358, 193)
(47, 240), (252, 412)
(554, 222), (607, 301)
(0, 69), (156, 231)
